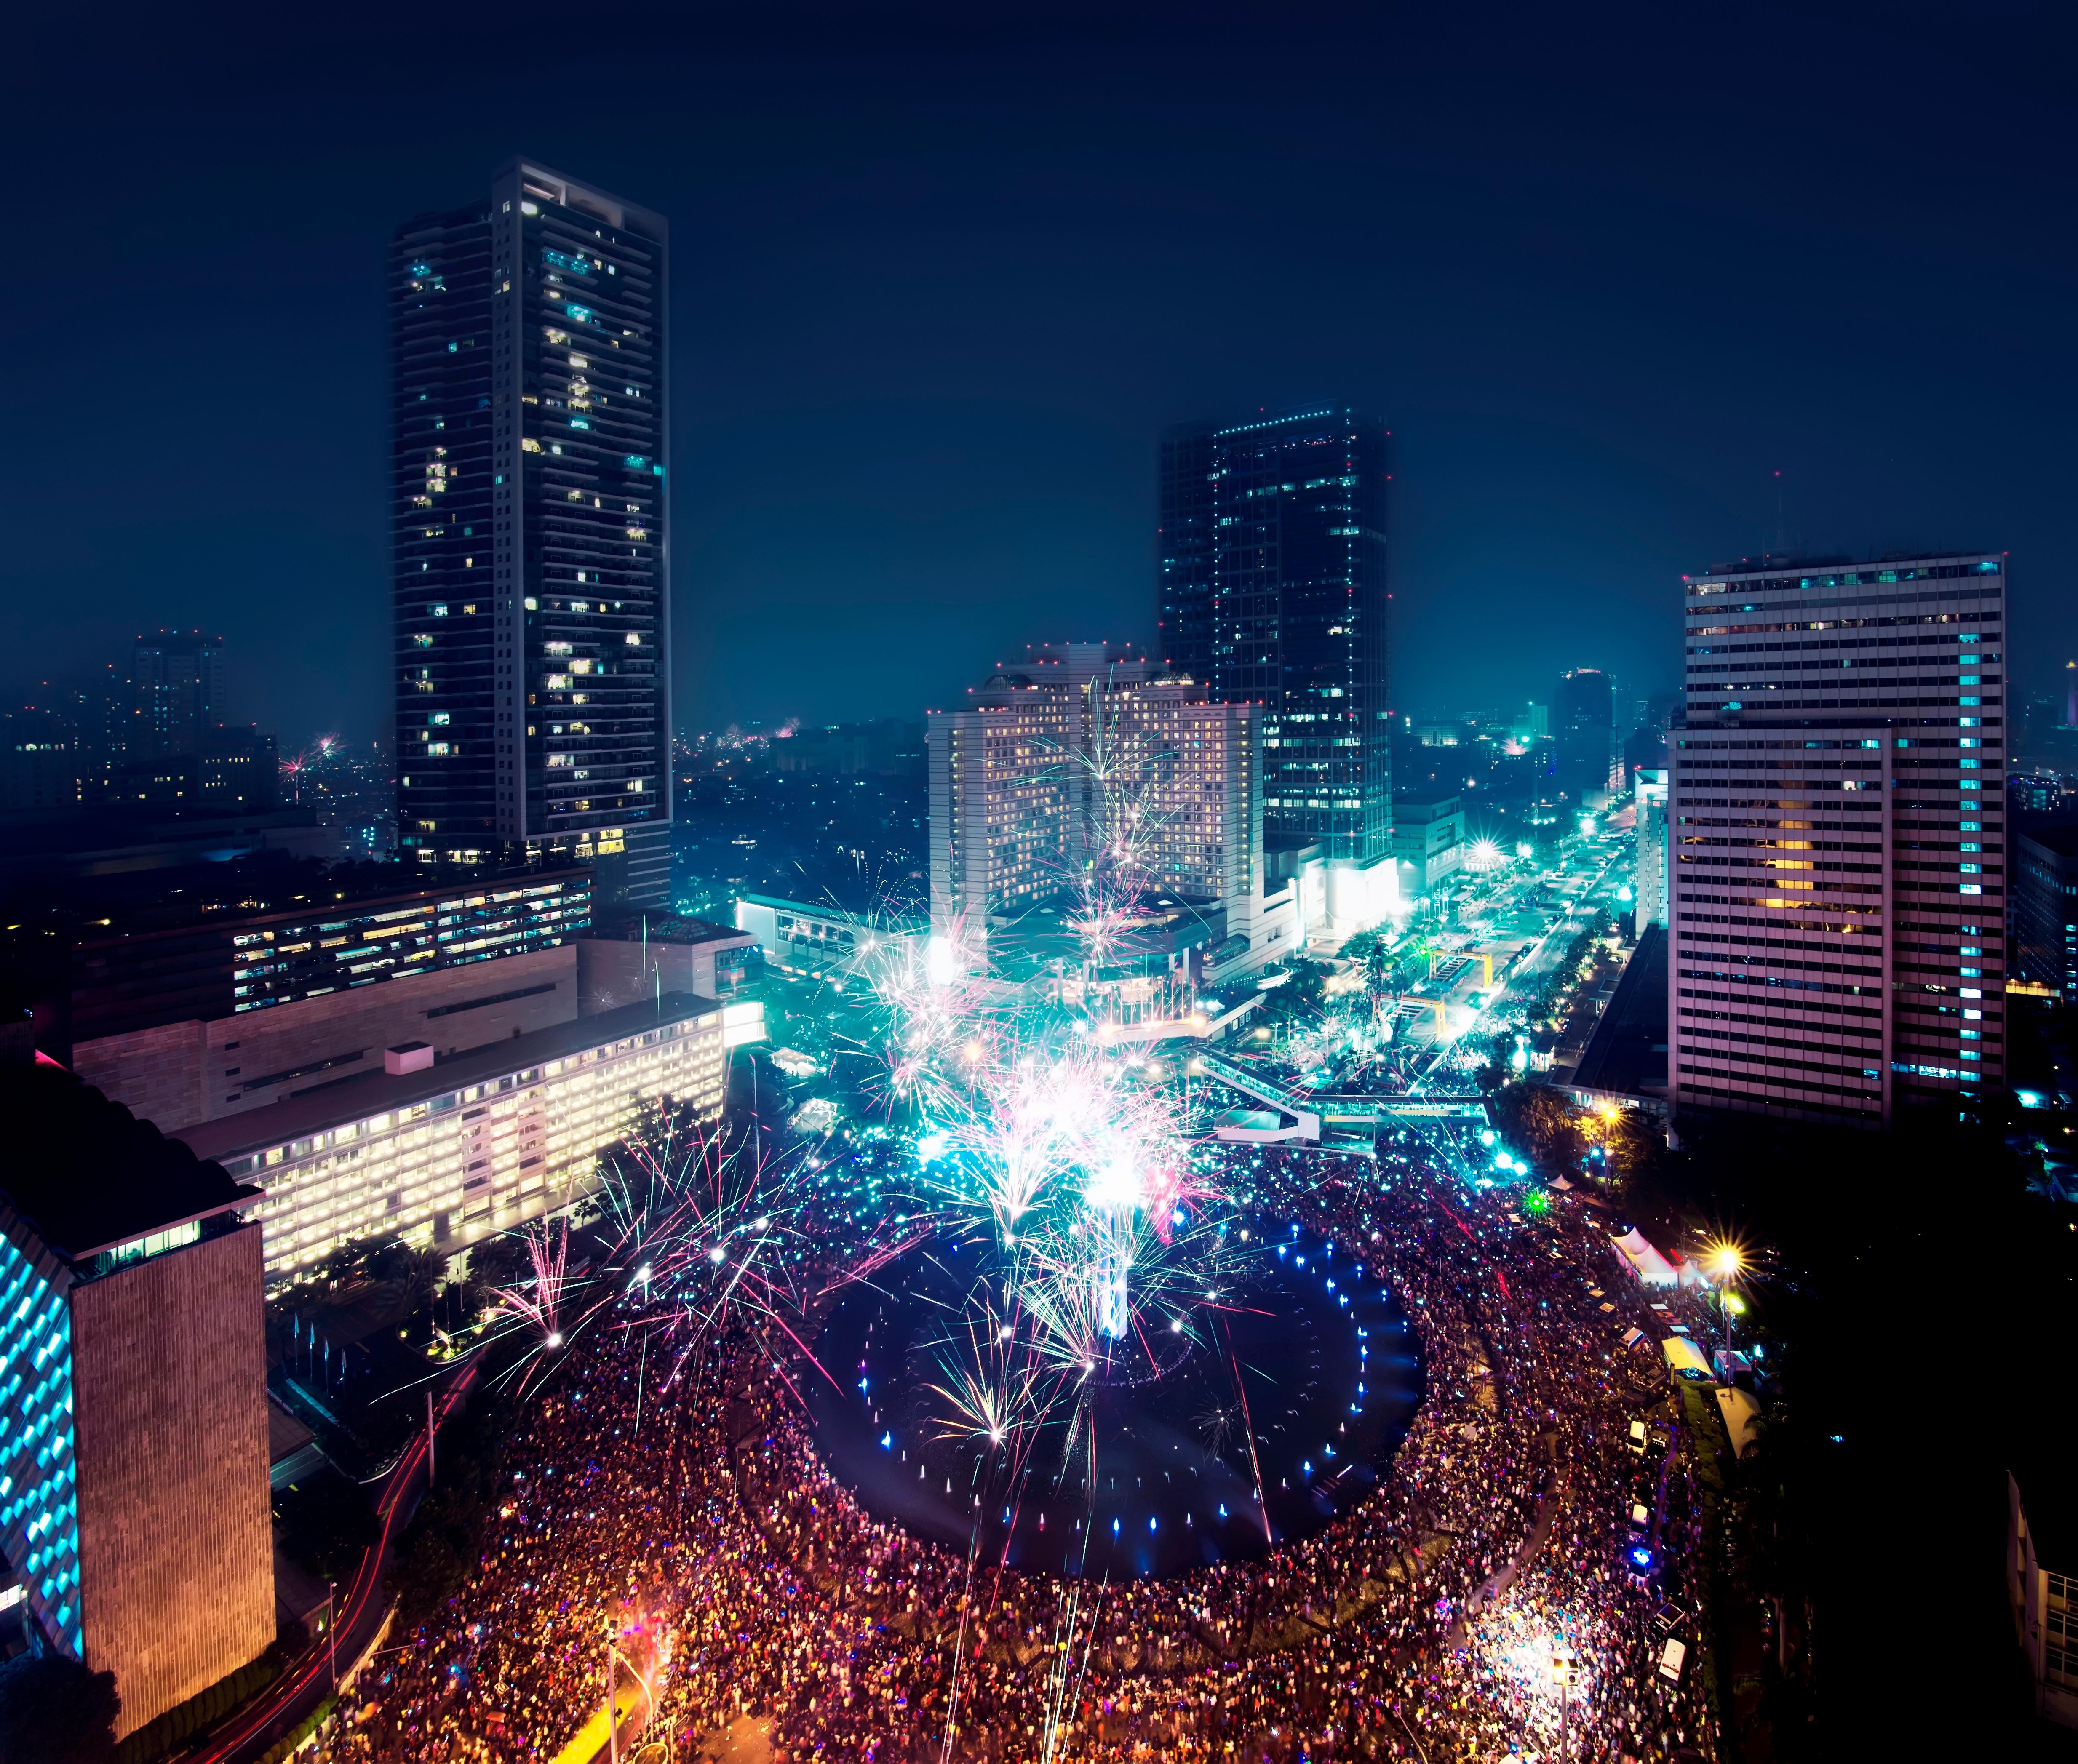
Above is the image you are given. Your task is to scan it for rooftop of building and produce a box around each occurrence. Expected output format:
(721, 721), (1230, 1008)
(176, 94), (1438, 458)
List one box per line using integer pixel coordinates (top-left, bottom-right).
(2019, 824), (2078, 861)
(1691, 550), (2002, 581)
(174, 989), (730, 1167)
(586, 911), (753, 948)
(0, 1058), (260, 1261)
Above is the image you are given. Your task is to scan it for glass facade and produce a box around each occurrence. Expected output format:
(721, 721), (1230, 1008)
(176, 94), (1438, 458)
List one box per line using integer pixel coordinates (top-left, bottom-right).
(392, 160), (670, 906)
(1669, 555), (2007, 1126)
(1158, 408), (1390, 864)
(0, 1227), (79, 1657)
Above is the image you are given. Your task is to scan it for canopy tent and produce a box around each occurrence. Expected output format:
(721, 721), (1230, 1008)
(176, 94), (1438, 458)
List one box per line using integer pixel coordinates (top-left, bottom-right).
(1661, 1335), (1712, 1380)
(1611, 1227), (1681, 1287)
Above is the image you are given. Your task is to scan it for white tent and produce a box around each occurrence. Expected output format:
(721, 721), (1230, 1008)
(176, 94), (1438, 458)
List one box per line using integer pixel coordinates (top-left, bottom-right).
(1611, 1228), (1680, 1287)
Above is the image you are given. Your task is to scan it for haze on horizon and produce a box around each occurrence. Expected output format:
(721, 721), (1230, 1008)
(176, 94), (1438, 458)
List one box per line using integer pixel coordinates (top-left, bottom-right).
(2, 1), (2072, 744)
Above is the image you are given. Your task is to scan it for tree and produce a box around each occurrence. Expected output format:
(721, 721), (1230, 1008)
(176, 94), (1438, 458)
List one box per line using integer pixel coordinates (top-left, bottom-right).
(277, 1470), (380, 1582)
(0, 1652), (119, 1764)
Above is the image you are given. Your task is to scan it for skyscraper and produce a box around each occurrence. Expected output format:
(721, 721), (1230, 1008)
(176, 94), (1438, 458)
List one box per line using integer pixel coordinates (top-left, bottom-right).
(1159, 407), (1393, 930)
(1668, 552), (2007, 1127)
(1553, 667), (1614, 795)
(392, 160), (671, 910)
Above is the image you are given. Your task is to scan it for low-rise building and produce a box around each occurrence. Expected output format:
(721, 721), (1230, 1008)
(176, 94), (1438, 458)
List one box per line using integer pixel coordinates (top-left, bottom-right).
(176, 991), (763, 1286)
(68, 870), (593, 1132)
(1391, 794), (1464, 899)
(734, 894), (927, 982)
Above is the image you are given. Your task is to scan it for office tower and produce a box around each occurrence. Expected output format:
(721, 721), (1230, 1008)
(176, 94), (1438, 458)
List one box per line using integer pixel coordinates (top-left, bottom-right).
(1159, 407), (1393, 927)
(126, 630), (224, 760)
(391, 160), (671, 909)
(2014, 827), (2078, 1001)
(179, 990), (756, 1284)
(927, 644), (1269, 972)
(1632, 768), (1668, 931)
(67, 870), (594, 1131)
(2, 705), (79, 811)
(1668, 552), (2007, 1127)
(0, 1058), (272, 1741)
(1553, 668), (1615, 795)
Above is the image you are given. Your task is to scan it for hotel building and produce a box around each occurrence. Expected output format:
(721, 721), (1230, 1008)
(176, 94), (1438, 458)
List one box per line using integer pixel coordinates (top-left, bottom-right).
(176, 992), (761, 1287)
(0, 1058), (272, 1741)
(1668, 552), (2007, 1127)
(927, 645), (1285, 976)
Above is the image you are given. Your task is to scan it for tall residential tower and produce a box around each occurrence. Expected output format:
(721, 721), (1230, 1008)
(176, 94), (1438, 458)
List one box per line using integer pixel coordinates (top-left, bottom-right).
(1668, 552), (2007, 1128)
(391, 160), (671, 909)
(1158, 407), (1393, 931)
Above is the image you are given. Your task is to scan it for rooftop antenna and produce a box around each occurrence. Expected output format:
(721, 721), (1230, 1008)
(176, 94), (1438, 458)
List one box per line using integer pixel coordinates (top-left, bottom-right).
(1773, 469), (1784, 558)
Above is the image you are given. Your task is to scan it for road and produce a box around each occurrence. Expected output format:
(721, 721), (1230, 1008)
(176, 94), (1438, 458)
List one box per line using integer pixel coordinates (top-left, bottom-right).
(194, 1357), (481, 1764)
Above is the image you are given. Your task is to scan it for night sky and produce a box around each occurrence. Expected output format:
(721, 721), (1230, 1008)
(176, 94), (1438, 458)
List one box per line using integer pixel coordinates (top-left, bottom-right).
(5, 3), (2073, 746)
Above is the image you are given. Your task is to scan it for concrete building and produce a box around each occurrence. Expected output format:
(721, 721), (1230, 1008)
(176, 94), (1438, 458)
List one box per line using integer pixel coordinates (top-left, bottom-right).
(734, 894), (927, 983)
(176, 991), (762, 1287)
(1633, 768), (1668, 931)
(1669, 553), (2007, 1127)
(2008, 1467), (2078, 1729)
(926, 644), (1301, 971)
(67, 870), (593, 1132)
(0, 1058), (272, 1741)
(2014, 825), (2078, 1001)
(576, 913), (757, 1013)
(1391, 794), (1465, 898)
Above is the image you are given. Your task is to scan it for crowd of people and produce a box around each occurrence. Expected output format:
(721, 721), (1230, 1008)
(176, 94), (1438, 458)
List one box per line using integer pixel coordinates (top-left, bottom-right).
(311, 1130), (1720, 1764)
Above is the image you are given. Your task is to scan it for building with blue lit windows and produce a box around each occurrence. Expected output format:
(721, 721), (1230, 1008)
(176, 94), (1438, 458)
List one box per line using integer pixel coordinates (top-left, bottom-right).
(391, 159), (672, 909)
(1158, 407), (1394, 933)
(0, 1057), (271, 1741)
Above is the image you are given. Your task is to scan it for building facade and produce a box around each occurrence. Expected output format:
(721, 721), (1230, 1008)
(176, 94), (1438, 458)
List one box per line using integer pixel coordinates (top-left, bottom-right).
(0, 1060), (272, 1741)
(926, 645), (1273, 970)
(1390, 793), (1464, 898)
(177, 992), (762, 1286)
(1158, 407), (1393, 909)
(1554, 668), (1615, 797)
(392, 159), (671, 908)
(2008, 1469), (2078, 1729)
(2014, 826), (2078, 1001)
(1668, 553), (2007, 1127)
(1633, 767), (1668, 931)
(68, 871), (593, 1130)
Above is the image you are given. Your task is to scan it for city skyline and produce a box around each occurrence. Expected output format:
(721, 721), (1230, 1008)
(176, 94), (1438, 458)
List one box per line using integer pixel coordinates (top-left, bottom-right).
(6, 8), (2075, 745)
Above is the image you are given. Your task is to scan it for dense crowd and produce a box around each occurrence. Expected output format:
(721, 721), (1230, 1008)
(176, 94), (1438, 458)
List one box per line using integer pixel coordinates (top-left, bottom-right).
(312, 1133), (1719, 1764)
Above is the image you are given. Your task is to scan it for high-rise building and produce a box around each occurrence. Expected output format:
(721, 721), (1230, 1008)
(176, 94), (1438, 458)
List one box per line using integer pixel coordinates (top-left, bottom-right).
(391, 160), (671, 909)
(927, 644), (1278, 974)
(126, 630), (224, 760)
(1668, 552), (2007, 1127)
(1159, 407), (1393, 927)
(0, 1057), (272, 1741)
(1553, 668), (1614, 796)
(2014, 826), (2078, 1001)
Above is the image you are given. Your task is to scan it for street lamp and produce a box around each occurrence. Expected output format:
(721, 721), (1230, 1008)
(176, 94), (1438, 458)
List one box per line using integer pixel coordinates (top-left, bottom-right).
(1551, 1647), (1575, 1763)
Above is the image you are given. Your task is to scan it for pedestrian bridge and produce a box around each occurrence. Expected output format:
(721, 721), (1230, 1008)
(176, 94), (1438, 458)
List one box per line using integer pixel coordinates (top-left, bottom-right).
(1198, 1051), (1491, 1148)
